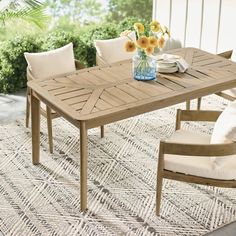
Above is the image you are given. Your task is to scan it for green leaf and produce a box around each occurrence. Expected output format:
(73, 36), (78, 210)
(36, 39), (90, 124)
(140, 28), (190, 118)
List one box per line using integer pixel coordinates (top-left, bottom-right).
(0, 1), (49, 29)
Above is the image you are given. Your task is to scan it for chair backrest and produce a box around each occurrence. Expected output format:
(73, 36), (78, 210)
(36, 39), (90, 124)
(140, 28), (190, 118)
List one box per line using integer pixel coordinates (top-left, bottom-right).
(153, 0), (236, 54)
(94, 31), (136, 65)
(26, 60), (81, 81)
(24, 43), (76, 80)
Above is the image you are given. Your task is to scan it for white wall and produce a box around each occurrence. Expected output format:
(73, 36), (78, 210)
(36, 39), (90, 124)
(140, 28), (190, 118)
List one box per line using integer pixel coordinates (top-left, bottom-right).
(152, 0), (236, 54)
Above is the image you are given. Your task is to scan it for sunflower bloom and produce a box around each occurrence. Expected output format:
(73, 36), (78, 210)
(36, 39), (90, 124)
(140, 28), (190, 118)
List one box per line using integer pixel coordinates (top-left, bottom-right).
(150, 20), (161, 32)
(137, 36), (149, 49)
(134, 23), (145, 33)
(148, 36), (158, 47)
(145, 46), (154, 55)
(158, 37), (165, 48)
(125, 40), (136, 52)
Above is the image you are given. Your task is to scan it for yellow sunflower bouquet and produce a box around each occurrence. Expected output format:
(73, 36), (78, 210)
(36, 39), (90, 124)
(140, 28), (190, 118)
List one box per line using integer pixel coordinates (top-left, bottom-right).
(121, 21), (170, 81)
(123, 21), (170, 56)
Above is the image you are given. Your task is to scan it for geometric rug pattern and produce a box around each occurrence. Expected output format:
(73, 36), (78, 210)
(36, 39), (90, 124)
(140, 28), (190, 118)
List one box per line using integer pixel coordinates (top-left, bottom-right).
(0, 95), (236, 235)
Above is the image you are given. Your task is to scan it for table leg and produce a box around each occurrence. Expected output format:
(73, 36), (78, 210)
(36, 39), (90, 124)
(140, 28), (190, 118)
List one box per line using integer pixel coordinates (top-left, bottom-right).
(186, 100), (190, 110)
(100, 125), (104, 138)
(31, 92), (40, 165)
(80, 121), (88, 211)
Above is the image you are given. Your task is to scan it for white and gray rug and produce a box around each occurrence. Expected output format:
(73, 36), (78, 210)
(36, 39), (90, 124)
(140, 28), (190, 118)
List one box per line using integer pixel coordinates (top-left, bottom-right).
(0, 95), (236, 236)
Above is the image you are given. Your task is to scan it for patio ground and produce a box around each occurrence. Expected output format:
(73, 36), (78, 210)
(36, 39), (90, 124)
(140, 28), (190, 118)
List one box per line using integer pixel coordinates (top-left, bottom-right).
(0, 89), (26, 124)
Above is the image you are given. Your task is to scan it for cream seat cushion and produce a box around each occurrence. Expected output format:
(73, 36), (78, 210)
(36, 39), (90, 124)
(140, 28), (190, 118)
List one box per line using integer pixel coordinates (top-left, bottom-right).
(94, 31), (136, 64)
(164, 130), (236, 180)
(24, 43), (76, 80)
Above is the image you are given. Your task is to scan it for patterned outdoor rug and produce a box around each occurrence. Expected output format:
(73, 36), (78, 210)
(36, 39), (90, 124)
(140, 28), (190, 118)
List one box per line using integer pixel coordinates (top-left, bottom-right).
(0, 95), (236, 236)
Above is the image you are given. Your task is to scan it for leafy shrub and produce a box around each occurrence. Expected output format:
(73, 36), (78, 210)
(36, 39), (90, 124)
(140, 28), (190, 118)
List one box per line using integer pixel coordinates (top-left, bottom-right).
(0, 20), (153, 93)
(116, 17), (151, 36)
(0, 35), (42, 93)
(42, 31), (88, 66)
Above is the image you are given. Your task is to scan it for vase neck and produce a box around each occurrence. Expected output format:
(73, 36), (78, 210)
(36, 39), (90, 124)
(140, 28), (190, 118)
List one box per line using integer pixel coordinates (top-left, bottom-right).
(137, 49), (147, 58)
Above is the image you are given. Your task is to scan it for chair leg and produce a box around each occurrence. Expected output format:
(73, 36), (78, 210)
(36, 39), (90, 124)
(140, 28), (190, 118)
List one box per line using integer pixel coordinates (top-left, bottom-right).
(100, 125), (104, 138)
(156, 142), (164, 216)
(197, 97), (202, 110)
(26, 88), (30, 128)
(156, 173), (163, 216)
(186, 100), (190, 110)
(46, 106), (53, 153)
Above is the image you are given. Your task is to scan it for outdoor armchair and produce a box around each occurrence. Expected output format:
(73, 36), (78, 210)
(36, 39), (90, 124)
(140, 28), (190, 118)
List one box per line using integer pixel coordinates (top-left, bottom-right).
(156, 108), (236, 216)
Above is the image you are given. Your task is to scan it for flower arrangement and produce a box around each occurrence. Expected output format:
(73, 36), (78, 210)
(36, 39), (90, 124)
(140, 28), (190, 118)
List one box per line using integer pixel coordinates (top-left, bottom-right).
(122, 20), (170, 56)
(121, 21), (170, 81)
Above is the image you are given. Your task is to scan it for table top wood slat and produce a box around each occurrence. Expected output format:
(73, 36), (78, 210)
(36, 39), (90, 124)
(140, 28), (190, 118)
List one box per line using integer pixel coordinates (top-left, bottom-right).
(156, 76), (184, 90)
(100, 91), (126, 106)
(193, 54), (212, 63)
(128, 81), (172, 95)
(42, 84), (65, 91)
(65, 94), (91, 106)
(105, 87), (137, 103)
(50, 87), (83, 96)
(186, 68), (214, 81)
(95, 99), (113, 110)
(57, 89), (92, 101)
(116, 84), (150, 99)
(71, 101), (86, 110)
(164, 73), (203, 86)
(89, 69), (118, 82)
(80, 88), (104, 115)
(193, 58), (224, 67)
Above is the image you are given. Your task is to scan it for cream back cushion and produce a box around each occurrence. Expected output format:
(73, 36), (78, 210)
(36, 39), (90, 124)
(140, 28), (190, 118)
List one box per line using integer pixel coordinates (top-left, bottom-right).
(231, 50), (236, 62)
(162, 37), (182, 51)
(24, 43), (76, 80)
(210, 101), (236, 167)
(94, 31), (136, 64)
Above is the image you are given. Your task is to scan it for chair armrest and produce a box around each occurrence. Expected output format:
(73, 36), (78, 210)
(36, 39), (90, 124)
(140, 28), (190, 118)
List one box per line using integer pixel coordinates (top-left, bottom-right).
(160, 140), (236, 157)
(74, 59), (85, 70)
(217, 50), (233, 59)
(176, 109), (222, 130)
(96, 53), (108, 66)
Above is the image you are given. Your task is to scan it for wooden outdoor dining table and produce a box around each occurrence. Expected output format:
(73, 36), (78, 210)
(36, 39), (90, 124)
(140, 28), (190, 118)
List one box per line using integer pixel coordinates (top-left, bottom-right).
(27, 47), (236, 211)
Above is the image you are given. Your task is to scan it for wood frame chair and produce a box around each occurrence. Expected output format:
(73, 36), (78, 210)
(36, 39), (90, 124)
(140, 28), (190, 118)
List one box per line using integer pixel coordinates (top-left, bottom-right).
(156, 109), (236, 216)
(26, 59), (104, 153)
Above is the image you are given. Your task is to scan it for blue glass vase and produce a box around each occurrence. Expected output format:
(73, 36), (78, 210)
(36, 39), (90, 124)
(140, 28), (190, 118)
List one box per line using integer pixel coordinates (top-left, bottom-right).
(132, 50), (157, 81)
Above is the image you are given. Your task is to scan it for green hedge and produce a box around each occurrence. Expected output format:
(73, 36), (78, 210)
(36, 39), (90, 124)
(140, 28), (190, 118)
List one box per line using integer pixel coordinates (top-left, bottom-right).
(0, 17), (147, 93)
(0, 36), (42, 93)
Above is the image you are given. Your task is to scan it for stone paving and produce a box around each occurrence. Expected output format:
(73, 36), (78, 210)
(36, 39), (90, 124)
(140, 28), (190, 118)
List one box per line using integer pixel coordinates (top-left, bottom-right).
(0, 89), (26, 124)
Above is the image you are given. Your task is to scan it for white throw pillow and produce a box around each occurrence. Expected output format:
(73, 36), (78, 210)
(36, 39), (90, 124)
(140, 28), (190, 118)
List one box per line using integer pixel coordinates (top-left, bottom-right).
(210, 101), (236, 167)
(162, 37), (182, 51)
(231, 50), (236, 62)
(24, 42), (76, 80)
(94, 31), (136, 64)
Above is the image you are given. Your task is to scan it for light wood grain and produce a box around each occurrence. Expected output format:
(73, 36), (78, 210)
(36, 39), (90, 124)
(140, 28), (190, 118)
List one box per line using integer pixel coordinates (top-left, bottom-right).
(156, 109), (236, 215)
(27, 48), (236, 212)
